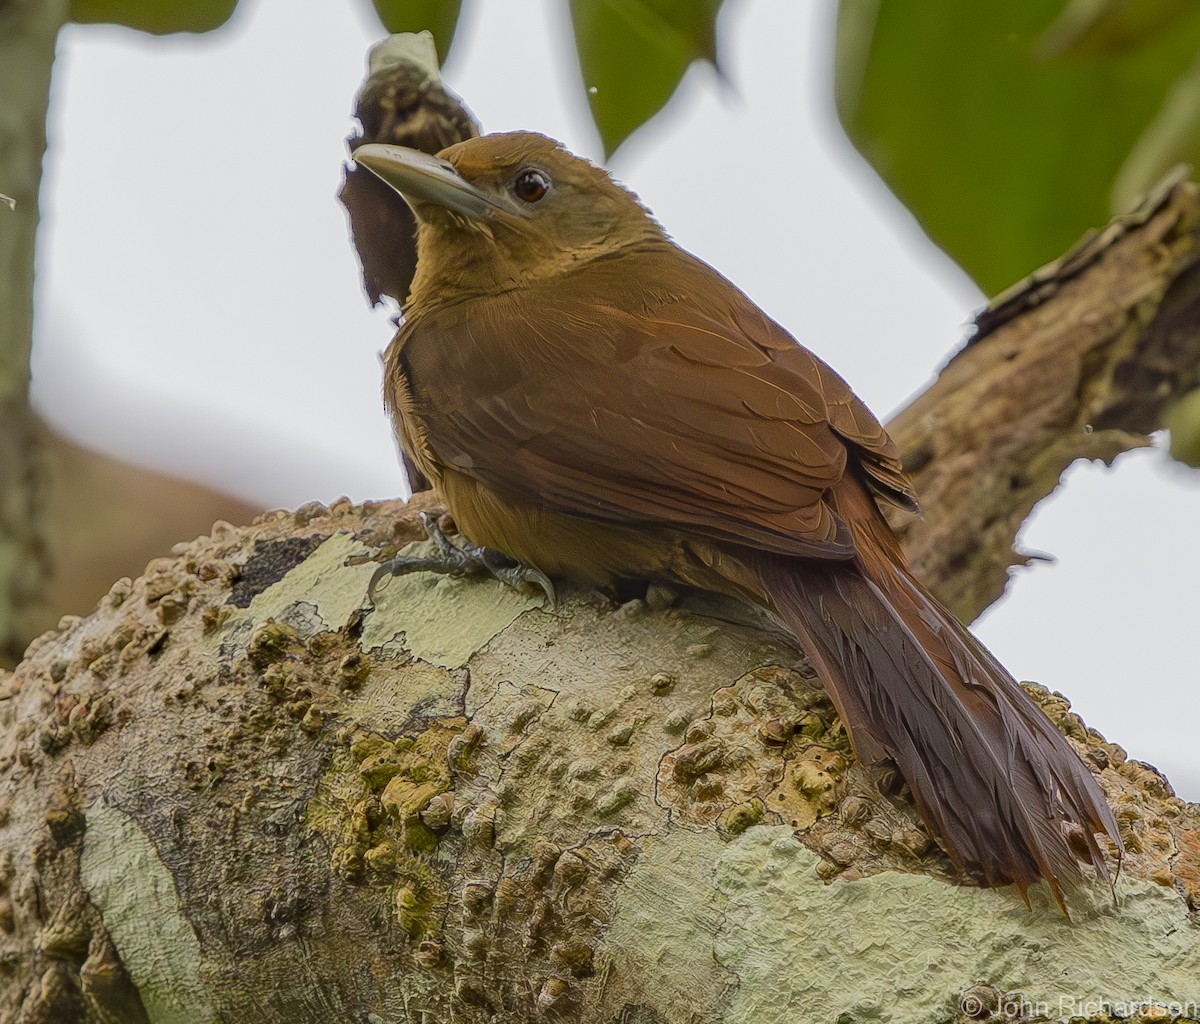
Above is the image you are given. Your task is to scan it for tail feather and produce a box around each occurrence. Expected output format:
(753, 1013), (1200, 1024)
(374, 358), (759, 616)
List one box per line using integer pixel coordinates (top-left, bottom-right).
(755, 552), (1122, 910)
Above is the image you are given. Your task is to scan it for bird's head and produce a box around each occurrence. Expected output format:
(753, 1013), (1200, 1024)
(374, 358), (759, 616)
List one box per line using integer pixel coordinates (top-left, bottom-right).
(352, 131), (666, 306)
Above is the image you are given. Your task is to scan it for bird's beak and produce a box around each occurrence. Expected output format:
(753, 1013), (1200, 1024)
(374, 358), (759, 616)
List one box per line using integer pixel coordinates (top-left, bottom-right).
(352, 143), (509, 222)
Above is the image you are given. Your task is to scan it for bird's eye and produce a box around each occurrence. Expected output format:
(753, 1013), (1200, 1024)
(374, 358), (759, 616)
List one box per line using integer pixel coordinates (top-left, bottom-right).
(512, 169), (550, 203)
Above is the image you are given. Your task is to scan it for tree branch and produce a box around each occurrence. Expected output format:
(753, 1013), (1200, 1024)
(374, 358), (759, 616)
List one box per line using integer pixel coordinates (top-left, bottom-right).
(888, 170), (1200, 622)
(0, 0), (69, 666)
(0, 495), (1195, 1023)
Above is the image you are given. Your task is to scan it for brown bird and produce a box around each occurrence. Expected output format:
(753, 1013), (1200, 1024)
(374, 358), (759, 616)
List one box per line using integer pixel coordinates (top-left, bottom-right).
(353, 131), (1121, 910)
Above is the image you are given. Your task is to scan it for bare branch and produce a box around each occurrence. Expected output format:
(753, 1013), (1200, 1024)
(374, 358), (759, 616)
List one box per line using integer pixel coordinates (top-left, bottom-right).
(887, 171), (1200, 622)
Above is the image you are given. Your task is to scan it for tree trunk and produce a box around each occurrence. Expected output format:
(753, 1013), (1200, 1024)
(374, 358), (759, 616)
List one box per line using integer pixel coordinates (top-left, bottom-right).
(0, 9), (260, 668)
(0, 0), (67, 667)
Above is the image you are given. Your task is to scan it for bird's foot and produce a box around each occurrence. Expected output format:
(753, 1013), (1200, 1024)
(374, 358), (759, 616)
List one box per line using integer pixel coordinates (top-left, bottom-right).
(366, 512), (556, 607)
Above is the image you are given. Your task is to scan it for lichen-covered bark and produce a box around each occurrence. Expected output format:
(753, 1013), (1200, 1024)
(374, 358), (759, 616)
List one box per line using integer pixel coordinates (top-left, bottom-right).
(0, 495), (1196, 1023)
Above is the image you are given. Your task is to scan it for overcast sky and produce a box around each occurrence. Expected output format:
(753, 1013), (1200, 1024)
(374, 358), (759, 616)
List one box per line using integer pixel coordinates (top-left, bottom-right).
(33, 0), (1199, 799)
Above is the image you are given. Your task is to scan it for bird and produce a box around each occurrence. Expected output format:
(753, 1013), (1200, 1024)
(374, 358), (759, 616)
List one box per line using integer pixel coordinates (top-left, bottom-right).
(352, 130), (1121, 911)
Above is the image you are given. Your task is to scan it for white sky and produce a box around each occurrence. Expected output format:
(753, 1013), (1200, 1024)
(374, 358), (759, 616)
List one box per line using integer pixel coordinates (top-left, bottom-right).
(33, 0), (1199, 799)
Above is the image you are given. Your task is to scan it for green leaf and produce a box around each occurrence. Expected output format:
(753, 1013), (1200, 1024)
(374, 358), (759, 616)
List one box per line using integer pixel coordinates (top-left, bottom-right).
(1166, 387), (1200, 468)
(570, 0), (724, 157)
(1036, 0), (1197, 59)
(1112, 53), (1200, 212)
(70, 0), (240, 34)
(369, 0), (464, 64)
(835, 0), (1200, 295)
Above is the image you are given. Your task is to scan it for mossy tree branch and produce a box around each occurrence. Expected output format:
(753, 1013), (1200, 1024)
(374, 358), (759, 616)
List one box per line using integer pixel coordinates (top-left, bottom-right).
(0, 495), (1195, 1023)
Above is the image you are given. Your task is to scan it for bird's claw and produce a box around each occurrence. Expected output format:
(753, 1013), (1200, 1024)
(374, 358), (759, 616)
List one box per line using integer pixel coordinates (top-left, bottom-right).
(480, 554), (557, 608)
(416, 512), (473, 566)
(366, 512), (556, 608)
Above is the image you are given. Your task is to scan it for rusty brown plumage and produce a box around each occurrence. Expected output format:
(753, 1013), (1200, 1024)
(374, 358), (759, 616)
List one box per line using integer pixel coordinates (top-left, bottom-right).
(355, 131), (1121, 910)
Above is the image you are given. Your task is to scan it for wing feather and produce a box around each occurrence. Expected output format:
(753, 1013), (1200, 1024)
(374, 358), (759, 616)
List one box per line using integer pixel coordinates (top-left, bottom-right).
(392, 246), (917, 559)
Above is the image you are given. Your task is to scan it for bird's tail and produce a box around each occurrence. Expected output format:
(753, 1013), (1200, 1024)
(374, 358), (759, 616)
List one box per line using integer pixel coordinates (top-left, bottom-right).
(753, 503), (1121, 910)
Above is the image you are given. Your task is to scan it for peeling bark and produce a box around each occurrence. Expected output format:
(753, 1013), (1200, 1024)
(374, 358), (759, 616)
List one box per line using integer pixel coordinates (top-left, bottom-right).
(338, 33), (479, 311)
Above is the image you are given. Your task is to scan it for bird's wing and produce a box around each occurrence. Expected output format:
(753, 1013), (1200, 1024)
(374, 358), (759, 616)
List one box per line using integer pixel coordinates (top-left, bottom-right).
(395, 249), (917, 560)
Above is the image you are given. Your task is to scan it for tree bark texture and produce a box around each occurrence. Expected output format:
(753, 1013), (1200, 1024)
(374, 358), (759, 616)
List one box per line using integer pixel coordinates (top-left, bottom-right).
(0, 492), (1196, 1024)
(890, 169), (1200, 623)
(11, 421), (260, 661)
